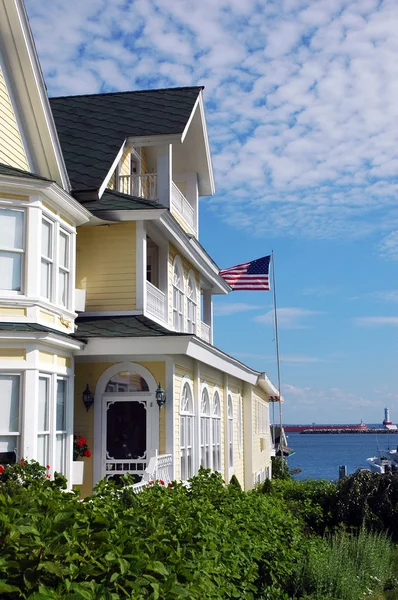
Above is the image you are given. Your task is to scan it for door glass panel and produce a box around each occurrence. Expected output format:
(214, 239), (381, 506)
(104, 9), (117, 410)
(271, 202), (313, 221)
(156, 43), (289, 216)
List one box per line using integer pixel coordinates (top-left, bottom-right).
(107, 401), (146, 459)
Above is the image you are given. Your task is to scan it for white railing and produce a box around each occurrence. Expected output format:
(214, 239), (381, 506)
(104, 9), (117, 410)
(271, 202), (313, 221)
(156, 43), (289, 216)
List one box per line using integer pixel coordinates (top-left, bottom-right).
(171, 182), (195, 231)
(118, 173), (158, 200)
(146, 280), (166, 322)
(132, 451), (173, 493)
(200, 321), (211, 344)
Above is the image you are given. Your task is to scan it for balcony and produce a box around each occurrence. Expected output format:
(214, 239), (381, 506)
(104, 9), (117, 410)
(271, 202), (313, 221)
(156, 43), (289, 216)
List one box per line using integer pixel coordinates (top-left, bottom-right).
(146, 280), (166, 322)
(118, 173), (196, 233)
(200, 321), (211, 343)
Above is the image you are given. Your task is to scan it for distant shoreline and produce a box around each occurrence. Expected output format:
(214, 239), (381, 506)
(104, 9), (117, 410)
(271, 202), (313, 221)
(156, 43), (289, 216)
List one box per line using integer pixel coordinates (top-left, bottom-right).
(301, 428), (398, 434)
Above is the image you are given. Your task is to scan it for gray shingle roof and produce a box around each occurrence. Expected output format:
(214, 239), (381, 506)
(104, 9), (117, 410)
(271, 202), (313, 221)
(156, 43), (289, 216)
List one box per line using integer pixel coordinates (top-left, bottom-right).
(74, 315), (187, 339)
(82, 189), (166, 213)
(49, 87), (203, 194)
(0, 162), (52, 182)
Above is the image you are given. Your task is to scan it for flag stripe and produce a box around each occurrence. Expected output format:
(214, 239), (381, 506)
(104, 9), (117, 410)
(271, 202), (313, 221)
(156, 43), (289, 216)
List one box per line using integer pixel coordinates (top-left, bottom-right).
(219, 255), (271, 291)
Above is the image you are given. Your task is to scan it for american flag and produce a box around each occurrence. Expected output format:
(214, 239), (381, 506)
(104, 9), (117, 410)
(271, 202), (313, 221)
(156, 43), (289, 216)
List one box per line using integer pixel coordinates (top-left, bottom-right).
(219, 255), (271, 291)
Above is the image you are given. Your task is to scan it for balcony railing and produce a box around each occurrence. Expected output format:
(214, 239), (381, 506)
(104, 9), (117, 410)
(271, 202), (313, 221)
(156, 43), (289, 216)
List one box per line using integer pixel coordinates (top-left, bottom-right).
(200, 321), (211, 344)
(132, 451), (172, 493)
(171, 182), (195, 231)
(119, 173), (158, 200)
(146, 280), (166, 322)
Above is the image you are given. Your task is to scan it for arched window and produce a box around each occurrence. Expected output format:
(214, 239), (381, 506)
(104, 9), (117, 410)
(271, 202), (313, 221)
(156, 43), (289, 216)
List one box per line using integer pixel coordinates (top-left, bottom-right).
(200, 387), (211, 468)
(237, 394), (243, 457)
(227, 394), (234, 470)
(180, 381), (194, 480)
(212, 391), (221, 471)
(172, 257), (184, 332)
(105, 372), (149, 393)
(186, 271), (197, 334)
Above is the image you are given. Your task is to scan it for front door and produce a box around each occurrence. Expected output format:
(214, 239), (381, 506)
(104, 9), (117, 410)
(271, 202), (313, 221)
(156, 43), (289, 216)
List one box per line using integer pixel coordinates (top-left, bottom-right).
(103, 394), (152, 482)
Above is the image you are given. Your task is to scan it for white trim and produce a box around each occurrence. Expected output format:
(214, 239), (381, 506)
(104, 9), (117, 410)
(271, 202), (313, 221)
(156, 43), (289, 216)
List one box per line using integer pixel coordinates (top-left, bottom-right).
(136, 221), (146, 311)
(165, 356), (175, 477)
(197, 92), (216, 196)
(181, 95), (200, 144)
(179, 375), (195, 480)
(88, 209), (167, 223)
(93, 361), (158, 485)
(172, 255), (185, 332)
(98, 141), (126, 198)
(126, 134), (181, 147)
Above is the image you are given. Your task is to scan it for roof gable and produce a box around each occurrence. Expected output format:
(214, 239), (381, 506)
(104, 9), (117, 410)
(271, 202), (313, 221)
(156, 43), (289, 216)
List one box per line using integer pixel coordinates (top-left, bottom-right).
(49, 87), (203, 193)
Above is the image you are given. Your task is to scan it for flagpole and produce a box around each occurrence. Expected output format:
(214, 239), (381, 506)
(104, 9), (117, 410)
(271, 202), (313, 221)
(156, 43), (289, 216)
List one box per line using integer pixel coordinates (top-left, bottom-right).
(271, 250), (283, 474)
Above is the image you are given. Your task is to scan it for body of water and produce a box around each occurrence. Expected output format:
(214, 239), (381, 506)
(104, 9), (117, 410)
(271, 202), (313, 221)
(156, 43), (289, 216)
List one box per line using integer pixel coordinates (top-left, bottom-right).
(286, 428), (398, 480)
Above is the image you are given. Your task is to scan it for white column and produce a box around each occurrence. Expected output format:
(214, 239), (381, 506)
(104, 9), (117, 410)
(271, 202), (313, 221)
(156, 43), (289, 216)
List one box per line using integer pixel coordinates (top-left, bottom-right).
(157, 144), (172, 209)
(203, 289), (213, 344)
(158, 242), (169, 322)
(193, 360), (201, 474)
(165, 357), (175, 478)
(136, 221), (146, 312)
(22, 368), (38, 460)
(26, 203), (42, 298)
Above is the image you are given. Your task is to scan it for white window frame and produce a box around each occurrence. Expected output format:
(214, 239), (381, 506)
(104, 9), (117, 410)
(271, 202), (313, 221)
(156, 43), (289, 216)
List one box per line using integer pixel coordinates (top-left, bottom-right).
(211, 390), (221, 472)
(40, 210), (73, 310)
(58, 229), (71, 308)
(186, 270), (197, 334)
(172, 255), (185, 332)
(200, 385), (211, 469)
(180, 380), (194, 480)
(40, 216), (54, 302)
(0, 373), (22, 462)
(0, 207), (25, 295)
(237, 394), (243, 457)
(227, 394), (234, 472)
(55, 377), (68, 476)
(37, 375), (51, 468)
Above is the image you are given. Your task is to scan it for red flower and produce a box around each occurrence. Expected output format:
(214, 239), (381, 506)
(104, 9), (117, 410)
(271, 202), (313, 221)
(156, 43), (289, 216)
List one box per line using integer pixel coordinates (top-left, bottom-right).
(46, 474), (51, 479)
(84, 450), (91, 458)
(77, 439), (83, 447)
(149, 480), (154, 485)
(46, 465), (50, 470)
(159, 479), (165, 486)
(0, 465), (4, 474)
(19, 461), (25, 466)
(168, 482), (173, 488)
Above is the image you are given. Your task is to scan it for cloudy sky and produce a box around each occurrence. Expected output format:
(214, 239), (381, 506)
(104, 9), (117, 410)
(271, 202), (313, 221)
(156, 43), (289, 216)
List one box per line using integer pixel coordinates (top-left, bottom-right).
(26, 0), (398, 424)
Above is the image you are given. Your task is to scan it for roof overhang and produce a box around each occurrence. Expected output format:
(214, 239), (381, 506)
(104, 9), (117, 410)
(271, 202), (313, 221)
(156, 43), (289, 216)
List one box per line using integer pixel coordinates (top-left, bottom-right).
(0, 330), (84, 351)
(0, 0), (70, 190)
(0, 173), (91, 225)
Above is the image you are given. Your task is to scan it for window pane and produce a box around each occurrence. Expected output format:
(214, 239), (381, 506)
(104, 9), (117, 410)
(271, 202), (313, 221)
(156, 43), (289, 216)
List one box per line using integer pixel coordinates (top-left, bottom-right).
(59, 232), (69, 268)
(41, 260), (51, 299)
(55, 433), (66, 474)
(0, 209), (23, 249)
(41, 220), (52, 258)
(0, 252), (21, 291)
(56, 380), (66, 430)
(38, 378), (49, 431)
(0, 375), (19, 432)
(37, 434), (49, 467)
(58, 270), (68, 307)
(0, 435), (18, 453)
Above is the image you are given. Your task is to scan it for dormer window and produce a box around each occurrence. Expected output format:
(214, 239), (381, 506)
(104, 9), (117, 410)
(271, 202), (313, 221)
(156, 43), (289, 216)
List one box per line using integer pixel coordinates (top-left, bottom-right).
(0, 208), (24, 292)
(172, 256), (184, 332)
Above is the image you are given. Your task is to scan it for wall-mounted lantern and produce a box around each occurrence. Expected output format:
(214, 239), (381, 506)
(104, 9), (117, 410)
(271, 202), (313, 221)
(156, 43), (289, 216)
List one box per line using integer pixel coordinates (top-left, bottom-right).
(155, 383), (166, 409)
(82, 384), (94, 412)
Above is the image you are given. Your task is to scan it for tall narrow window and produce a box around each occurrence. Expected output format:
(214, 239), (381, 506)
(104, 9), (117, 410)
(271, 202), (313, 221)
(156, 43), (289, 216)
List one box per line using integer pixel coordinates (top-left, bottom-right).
(212, 391), (221, 471)
(55, 379), (67, 475)
(227, 394), (234, 470)
(200, 388), (211, 468)
(58, 230), (70, 308)
(186, 271), (197, 334)
(237, 394), (243, 457)
(41, 217), (53, 300)
(180, 382), (194, 480)
(37, 376), (50, 467)
(0, 374), (20, 462)
(0, 208), (24, 292)
(172, 257), (184, 332)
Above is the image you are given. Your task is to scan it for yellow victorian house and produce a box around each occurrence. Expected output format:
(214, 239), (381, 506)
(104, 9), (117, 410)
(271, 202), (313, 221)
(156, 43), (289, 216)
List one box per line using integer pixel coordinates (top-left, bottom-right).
(0, 0), (280, 494)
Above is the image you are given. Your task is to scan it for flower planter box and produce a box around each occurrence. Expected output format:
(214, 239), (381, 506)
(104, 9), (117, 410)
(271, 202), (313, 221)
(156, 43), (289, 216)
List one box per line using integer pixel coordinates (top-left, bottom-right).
(72, 460), (84, 485)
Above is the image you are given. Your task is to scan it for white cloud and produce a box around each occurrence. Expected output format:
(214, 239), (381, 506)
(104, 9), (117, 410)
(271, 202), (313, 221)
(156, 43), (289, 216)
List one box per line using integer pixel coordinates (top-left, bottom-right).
(213, 302), (264, 316)
(235, 352), (326, 364)
(24, 0), (398, 246)
(255, 307), (323, 328)
(351, 290), (398, 302)
(283, 383), (382, 413)
(355, 316), (398, 326)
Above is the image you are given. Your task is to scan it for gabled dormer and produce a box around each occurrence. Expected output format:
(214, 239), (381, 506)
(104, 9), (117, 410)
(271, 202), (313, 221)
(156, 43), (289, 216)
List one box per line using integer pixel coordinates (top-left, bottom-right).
(49, 87), (214, 238)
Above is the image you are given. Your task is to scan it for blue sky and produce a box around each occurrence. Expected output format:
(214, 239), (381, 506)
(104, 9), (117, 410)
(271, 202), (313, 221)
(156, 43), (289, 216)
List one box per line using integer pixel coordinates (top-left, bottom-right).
(26, 0), (398, 424)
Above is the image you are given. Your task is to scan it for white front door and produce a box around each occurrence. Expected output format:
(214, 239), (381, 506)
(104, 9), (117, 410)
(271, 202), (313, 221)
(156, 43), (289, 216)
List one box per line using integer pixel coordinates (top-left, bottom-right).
(102, 393), (155, 482)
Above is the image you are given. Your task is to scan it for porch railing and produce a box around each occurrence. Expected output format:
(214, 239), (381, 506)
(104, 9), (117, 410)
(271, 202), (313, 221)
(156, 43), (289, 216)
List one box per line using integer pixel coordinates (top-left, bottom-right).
(146, 280), (166, 322)
(171, 182), (195, 231)
(118, 173), (158, 200)
(132, 451), (172, 493)
(200, 321), (211, 344)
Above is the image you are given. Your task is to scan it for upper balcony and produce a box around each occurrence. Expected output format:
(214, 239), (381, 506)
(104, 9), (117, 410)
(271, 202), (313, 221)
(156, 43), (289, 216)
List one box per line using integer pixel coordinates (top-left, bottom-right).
(118, 172), (196, 235)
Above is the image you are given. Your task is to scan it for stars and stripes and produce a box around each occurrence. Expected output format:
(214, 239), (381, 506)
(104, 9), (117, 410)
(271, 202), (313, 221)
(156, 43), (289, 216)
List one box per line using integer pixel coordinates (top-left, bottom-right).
(219, 255), (271, 291)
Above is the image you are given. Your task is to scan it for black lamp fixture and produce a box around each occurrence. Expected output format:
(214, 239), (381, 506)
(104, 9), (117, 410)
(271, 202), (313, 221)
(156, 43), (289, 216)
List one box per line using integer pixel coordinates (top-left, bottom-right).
(82, 384), (94, 412)
(155, 382), (166, 409)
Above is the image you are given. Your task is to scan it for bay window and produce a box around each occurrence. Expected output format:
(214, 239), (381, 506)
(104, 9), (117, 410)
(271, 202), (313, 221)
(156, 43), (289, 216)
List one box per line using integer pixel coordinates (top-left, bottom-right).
(0, 208), (24, 292)
(40, 215), (72, 309)
(37, 376), (50, 467)
(41, 217), (53, 300)
(58, 231), (70, 307)
(56, 379), (67, 474)
(0, 374), (20, 463)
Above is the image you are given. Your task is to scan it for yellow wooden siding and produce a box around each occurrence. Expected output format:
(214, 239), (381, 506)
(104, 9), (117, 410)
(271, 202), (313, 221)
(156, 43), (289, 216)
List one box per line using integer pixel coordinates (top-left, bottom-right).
(107, 171), (116, 190)
(251, 387), (271, 476)
(76, 222), (136, 311)
(0, 67), (29, 171)
(0, 348), (26, 361)
(120, 149), (130, 176)
(0, 306), (26, 317)
(74, 360), (165, 497)
(141, 148), (148, 174)
(168, 243), (200, 329)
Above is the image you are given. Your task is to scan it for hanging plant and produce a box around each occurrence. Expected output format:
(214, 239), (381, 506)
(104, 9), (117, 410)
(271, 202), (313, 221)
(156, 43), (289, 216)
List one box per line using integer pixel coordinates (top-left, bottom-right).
(73, 435), (91, 460)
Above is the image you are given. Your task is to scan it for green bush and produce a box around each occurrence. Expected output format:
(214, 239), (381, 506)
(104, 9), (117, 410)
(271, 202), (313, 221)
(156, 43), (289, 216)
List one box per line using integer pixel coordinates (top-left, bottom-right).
(0, 463), (305, 599)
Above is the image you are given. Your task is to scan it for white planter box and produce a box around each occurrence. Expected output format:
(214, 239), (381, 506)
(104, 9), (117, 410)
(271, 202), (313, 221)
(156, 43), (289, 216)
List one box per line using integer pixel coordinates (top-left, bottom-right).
(72, 460), (85, 485)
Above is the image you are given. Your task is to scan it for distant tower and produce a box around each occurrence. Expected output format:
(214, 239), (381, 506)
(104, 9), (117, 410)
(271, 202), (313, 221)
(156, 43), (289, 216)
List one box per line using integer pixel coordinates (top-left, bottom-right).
(383, 407), (392, 426)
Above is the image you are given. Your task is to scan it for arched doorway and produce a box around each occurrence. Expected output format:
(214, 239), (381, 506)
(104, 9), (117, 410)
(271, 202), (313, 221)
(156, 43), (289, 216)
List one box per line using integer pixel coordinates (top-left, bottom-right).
(94, 363), (158, 484)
